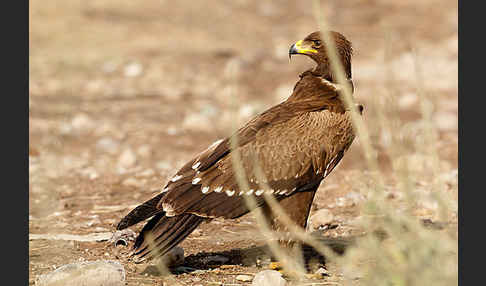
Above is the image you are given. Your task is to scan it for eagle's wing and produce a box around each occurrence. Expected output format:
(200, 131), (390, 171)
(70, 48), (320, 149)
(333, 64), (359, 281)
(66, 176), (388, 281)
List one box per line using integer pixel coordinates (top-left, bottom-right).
(117, 77), (348, 229)
(117, 77), (355, 261)
(159, 102), (351, 220)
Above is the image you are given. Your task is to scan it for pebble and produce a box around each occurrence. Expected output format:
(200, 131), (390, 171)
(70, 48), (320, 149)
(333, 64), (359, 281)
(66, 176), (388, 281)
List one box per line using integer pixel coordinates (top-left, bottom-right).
(71, 113), (95, 131)
(123, 62), (143, 77)
(434, 111), (457, 131)
(182, 113), (213, 132)
(315, 267), (329, 276)
(309, 209), (335, 231)
(251, 270), (287, 286)
(122, 177), (144, 188)
(118, 148), (137, 168)
(109, 229), (137, 247)
(96, 137), (120, 154)
(137, 169), (155, 177)
(236, 274), (253, 282)
(156, 160), (172, 171)
(36, 260), (125, 286)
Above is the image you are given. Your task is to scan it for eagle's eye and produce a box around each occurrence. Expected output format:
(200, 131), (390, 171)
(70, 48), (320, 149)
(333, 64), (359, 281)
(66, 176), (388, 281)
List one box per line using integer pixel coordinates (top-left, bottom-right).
(313, 40), (321, 47)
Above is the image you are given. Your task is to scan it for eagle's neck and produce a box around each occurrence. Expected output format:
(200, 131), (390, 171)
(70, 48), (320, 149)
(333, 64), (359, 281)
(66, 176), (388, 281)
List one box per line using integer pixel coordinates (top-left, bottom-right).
(313, 61), (352, 83)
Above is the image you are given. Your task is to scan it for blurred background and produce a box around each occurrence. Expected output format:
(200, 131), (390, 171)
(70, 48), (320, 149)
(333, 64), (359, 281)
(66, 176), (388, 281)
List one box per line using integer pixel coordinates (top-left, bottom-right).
(29, 0), (457, 285)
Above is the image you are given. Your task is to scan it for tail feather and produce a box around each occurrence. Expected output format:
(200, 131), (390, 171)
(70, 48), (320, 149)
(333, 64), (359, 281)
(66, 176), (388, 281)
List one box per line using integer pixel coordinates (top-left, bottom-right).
(131, 213), (205, 261)
(117, 191), (166, 230)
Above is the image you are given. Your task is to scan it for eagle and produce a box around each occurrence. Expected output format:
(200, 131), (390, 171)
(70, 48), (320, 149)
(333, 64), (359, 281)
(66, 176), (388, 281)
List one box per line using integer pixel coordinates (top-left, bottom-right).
(116, 31), (362, 263)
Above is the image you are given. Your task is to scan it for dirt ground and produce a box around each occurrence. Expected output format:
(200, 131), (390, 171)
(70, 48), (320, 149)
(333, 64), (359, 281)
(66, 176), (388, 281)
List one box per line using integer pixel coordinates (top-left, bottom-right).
(29, 0), (457, 285)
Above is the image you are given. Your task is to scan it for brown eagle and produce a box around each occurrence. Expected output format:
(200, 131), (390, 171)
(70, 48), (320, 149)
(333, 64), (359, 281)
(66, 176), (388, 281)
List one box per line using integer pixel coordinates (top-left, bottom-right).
(117, 31), (362, 262)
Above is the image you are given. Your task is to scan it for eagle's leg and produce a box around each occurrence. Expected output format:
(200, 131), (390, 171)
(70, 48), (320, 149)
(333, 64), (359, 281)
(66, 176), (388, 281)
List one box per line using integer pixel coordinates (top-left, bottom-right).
(262, 188), (318, 275)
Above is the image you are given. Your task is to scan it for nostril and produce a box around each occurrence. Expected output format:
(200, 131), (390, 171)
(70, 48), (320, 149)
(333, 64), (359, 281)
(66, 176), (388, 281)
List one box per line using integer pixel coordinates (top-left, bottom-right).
(356, 104), (364, 114)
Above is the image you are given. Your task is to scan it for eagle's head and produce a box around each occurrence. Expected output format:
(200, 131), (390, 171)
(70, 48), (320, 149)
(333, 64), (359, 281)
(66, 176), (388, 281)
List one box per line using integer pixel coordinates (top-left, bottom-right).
(289, 31), (353, 81)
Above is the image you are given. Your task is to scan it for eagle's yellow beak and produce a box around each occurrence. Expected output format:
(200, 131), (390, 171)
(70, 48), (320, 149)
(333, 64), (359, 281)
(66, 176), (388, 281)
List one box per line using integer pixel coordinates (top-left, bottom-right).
(289, 40), (318, 59)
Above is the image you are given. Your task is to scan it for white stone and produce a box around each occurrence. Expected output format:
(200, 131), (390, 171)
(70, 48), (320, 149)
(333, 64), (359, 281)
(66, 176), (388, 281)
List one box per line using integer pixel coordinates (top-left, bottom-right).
(71, 113), (95, 131)
(122, 177), (143, 188)
(251, 270), (287, 286)
(123, 62), (143, 77)
(236, 274), (253, 282)
(309, 209), (335, 232)
(96, 137), (120, 154)
(118, 149), (137, 168)
(36, 260), (125, 286)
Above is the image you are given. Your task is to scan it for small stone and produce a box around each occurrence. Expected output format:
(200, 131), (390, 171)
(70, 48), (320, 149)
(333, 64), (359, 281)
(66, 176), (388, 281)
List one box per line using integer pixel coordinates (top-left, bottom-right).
(110, 229), (137, 247)
(167, 126), (178, 136)
(315, 267), (329, 277)
(251, 270), (287, 286)
(96, 137), (120, 154)
(156, 161), (172, 171)
(36, 260), (125, 286)
(434, 111), (457, 131)
(123, 62), (143, 77)
(398, 92), (418, 109)
(118, 149), (137, 168)
(71, 113), (95, 132)
(309, 209), (335, 231)
(236, 274), (253, 282)
(122, 177), (143, 188)
(137, 169), (155, 177)
(182, 113), (213, 132)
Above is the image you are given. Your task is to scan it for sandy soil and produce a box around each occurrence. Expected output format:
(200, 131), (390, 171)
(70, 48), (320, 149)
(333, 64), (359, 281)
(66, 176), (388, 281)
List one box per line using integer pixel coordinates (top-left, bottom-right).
(29, 0), (457, 285)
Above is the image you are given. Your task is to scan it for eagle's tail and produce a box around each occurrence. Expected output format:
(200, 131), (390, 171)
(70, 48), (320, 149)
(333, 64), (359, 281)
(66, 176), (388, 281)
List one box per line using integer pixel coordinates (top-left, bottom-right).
(116, 191), (167, 230)
(130, 212), (205, 262)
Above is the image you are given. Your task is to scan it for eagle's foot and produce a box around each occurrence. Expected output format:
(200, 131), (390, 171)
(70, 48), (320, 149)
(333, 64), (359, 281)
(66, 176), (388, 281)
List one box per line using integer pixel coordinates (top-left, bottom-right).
(268, 261), (283, 271)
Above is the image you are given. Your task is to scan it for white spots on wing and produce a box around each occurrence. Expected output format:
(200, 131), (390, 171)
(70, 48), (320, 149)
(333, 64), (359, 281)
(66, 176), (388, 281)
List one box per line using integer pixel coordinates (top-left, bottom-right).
(255, 190), (264, 196)
(267, 189), (275, 194)
(171, 174), (182, 182)
(246, 189), (254, 195)
(201, 186), (210, 194)
(278, 189), (288, 195)
(209, 139), (223, 149)
(214, 186), (223, 193)
(225, 190), (235, 196)
(192, 161), (201, 170)
(161, 187), (169, 193)
(291, 187), (296, 192)
(295, 173), (300, 178)
(192, 177), (202, 184)
(239, 191), (244, 196)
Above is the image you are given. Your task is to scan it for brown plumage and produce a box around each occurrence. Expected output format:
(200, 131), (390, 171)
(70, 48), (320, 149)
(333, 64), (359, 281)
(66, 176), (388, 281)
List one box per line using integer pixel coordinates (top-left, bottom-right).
(117, 31), (362, 262)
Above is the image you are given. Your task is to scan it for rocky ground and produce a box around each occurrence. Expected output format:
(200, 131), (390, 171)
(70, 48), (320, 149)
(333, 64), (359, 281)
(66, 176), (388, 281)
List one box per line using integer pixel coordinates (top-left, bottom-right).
(29, 0), (457, 285)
